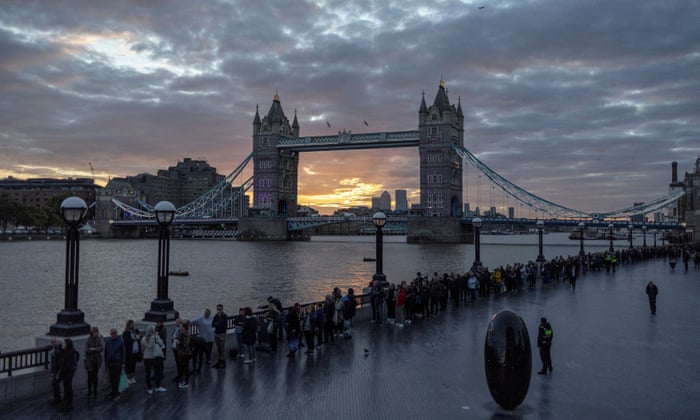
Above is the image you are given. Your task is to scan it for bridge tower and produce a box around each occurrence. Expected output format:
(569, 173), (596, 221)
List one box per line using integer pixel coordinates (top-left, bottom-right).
(418, 80), (464, 216)
(252, 94), (300, 217)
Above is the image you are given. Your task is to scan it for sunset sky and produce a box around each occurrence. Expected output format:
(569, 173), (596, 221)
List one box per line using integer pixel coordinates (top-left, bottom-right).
(1, 0), (698, 215)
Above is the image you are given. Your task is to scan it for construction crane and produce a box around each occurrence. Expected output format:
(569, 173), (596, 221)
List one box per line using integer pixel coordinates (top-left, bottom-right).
(88, 162), (95, 178)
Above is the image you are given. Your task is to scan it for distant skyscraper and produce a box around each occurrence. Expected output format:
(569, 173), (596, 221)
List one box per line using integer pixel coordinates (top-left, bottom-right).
(371, 197), (381, 210)
(464, 202), (471, 217)
(490, 206), (497, 218)
(508, 207), (515, 219)
(395, 190), (408, 212)
(380, 191), (391, 211)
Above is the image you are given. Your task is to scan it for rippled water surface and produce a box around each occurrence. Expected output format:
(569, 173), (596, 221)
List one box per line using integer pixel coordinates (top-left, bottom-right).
(0, 233), (626, 351)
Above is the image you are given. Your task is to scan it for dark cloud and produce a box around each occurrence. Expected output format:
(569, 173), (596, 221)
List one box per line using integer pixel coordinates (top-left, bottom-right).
(0, 0), (698, 215)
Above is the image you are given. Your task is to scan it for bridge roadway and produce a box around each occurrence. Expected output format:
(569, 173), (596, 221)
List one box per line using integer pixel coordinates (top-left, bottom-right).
(5, 259), (699, 419)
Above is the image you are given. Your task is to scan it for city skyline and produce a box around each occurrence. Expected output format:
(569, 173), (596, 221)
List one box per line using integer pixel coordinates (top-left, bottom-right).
(1, 1), (699, 216)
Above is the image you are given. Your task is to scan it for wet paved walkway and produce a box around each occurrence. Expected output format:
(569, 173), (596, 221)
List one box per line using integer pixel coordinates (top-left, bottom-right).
(3, 259), (700, 419)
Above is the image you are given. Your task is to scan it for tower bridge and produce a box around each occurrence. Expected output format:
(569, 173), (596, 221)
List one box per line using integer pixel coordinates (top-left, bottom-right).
(100, 80), (687, 242)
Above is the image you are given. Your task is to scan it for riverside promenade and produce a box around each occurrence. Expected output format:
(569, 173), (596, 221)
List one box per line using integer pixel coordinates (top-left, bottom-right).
(3, 258), (700, 419)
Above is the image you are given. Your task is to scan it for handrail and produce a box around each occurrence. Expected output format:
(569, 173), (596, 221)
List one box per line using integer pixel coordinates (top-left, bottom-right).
(0, 345), (52, 377)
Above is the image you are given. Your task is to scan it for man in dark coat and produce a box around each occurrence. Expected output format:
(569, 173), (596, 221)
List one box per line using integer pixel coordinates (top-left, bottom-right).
(646, 281), (659, 315)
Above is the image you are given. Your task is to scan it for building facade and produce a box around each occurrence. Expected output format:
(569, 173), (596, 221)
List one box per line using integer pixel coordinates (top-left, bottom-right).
(0, 177), (97, 208)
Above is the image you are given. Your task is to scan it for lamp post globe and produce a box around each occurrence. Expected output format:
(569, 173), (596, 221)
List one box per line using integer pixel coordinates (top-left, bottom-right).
(371, 212), (387, 286)
(608, 223), (615, 252)
(473, 218), (483, 268)
(49, 196), (91, 337)
(60, 196), (88, 225)
(536, 220), (546, 263)
(578, 222), (586, 257)
(145, 201), (179, 322)
(155, 200), (176, 226)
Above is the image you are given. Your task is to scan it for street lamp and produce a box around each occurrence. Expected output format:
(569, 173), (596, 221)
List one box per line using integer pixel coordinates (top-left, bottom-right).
(473, 218), (483, 268)
(642, 225), (647, 247)
(628, 224), (634, 249)
(578, 222), (586, 257)
(652, 229), (657, 247)
(49, 197), (91, 336)
(536, 220), (546, 263)
(372, 212), (387, 286)
(144, 201), (179, 322)
(608, 223), (615, 253)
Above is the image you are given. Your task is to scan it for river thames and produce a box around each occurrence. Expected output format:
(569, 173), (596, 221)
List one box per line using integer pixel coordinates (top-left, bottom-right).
(0, 233), (634, 352)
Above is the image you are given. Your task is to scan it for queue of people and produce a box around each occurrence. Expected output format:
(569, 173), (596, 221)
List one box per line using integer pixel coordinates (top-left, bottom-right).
(46, 242), (691, 413)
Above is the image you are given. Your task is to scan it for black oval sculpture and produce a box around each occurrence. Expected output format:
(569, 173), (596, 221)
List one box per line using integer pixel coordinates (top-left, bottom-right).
(484, 309), (532, 410)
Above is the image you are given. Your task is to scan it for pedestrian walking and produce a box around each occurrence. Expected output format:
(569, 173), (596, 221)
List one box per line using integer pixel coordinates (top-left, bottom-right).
(537, 317), (553, 375)
(646, 281), (659, 315)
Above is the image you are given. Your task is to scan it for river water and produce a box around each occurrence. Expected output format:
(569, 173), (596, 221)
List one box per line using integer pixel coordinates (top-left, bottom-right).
(1, 233), (641, 352)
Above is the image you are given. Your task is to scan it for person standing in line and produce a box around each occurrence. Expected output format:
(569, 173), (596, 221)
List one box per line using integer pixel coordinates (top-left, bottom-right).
(394, 283), (406, 328)
(84, 327), (103, 400)
(300, 305), (316, 355)
(342, 288), (357, 337)
(49, 337), (64, 406)
(192, 308), (215, 365)
(646, 281), (659, 315)
(537, 317), (554, 375)
(322, 294), (335, 345)
(170, 318), (183, 381)
(155, 320), (167, 361)
(285, 304), (301, 358)
(175, 320), (192, 389)
(57, 338), (79, 412)
(212, 304), (228, 368)
(233, 308), (246, 359)
(386, 283), (396, 325)
(122, 320), (141, 384)
(242, 307), (258, 363)
(104, 328), (125, 401)
(266, 301), (281, 353)
(267, 296), (285, 340)
(141, 325), (166, 395)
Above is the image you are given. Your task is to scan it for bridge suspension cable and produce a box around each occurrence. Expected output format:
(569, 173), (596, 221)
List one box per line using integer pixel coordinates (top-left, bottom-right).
(452, 143), (685, 219)
(111, 153), (254, 220)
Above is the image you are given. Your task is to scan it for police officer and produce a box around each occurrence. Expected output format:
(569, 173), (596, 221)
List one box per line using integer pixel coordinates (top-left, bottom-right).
(537, 317), (553, 375)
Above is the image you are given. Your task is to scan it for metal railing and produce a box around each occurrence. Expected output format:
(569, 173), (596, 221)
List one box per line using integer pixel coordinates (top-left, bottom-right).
(0, 345), (52, 377)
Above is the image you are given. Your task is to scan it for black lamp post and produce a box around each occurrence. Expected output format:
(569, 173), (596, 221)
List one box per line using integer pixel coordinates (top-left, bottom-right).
(578, 222), (586, 257)
(49, 197), (91, 336)
(642, 225), (647, 247)
(372, 212), (387, 286)
(628, 224), (634, 249)
(144, 201), (179, 322)
(608, 223), (615, 253)
(536, 220), (546, 263)
(473, 217), (483, 268)
(652, 229), (657, 247)
(661, 229), (666, 247)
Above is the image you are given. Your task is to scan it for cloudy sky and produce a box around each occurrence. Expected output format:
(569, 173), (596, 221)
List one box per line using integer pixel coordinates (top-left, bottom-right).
(1, 0), (698, 215)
